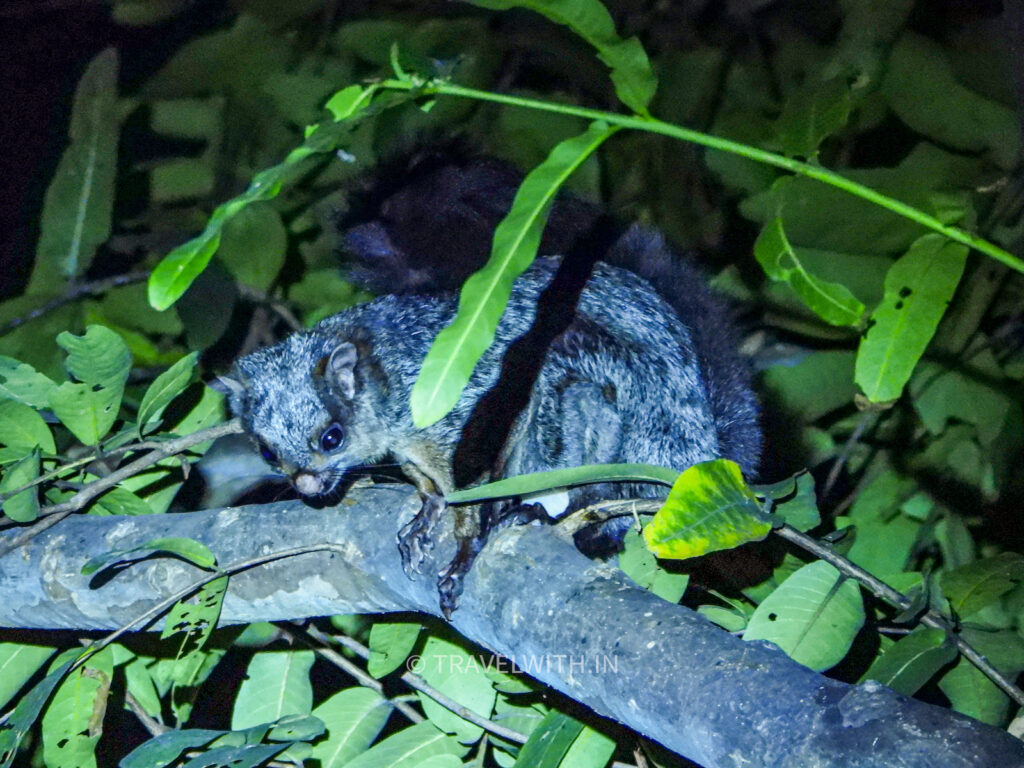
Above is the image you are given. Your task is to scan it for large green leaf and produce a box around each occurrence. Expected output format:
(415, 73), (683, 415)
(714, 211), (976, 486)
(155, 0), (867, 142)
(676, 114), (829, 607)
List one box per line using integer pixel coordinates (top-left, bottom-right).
(939, 657), (1009, 726)
(367, 622), (422, 678)
(773, 77), (850, 158)
(0, 399), (55, 453)
(512, 711), (583, 768)
(342, 721), (466, 768)
(216, 203), (287, 292)
(48, 326), (131, 445)
(465, 0), (656, 114)
(411, 120), (617, 427)
(41, 647), (114, 768)
(855, 234), (968, 403)
(744, 561), (865, 671)
(0, 358), (57, 409)
(416, 635), (497, 743)
(0, 651), (78, 768)
(0, 644), (57, 712)
(0, 449), (41, 523)
(310, 687), (391, 768)
(882, 33), (1019, 170)
(860, 628), (956, 695)
(137, 352), (199, 435)
(643, 460), (770, 560)
(231, 651), (315, 730)
(754, 217), (865, 326)
(29, 49), (119, 293)
(941, 553), (1024, 619)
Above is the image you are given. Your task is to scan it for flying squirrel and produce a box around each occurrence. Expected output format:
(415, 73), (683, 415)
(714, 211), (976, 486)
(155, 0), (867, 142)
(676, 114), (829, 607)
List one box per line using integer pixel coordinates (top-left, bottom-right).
(214, 147), (762, 617)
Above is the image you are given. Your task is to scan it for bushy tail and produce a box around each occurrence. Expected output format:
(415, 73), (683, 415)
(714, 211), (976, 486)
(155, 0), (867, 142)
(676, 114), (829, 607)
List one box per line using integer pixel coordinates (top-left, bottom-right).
(337, 146), (761, 476)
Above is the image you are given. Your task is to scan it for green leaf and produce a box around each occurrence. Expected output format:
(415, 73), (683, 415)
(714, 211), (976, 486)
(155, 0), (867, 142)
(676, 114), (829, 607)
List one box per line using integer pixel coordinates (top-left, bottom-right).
(0, 449), (41, 523)
(90, 485), (155, 517)
(368, 622), (422, 678)
(411, 120), (617, 428)
(643, 460), (770, 560)
(760, 351), (857, 423)
(754, 218), (865, 326)
(216, 204), (287, 292)
(939, 656), (1009, 726)
(310, 687), (391, 768)
(137, 352), (199, 435)
(618, 529), (688, 603)
(882, 33), (1020, 170)
(0, 399), (55, 453)
(941, 553), (1024, 618)
(512, 710), (583, 768)
(446, 463), (678, 503)
(0, 644), (57, 711)
(41, 647), (114, 768)
(464, 0), (655, 114)
(161, 576), (228, 647)
(81, 536), (218, 575)
(29, 49), (119, 293)
(49, 326), (131, 445)
(561, 724), (615, 768)
(744, 561), (865, 671)
(120, 728), (224, 768)
(753, 471), (821, 532)
(774, 77), (851, 158)
(861, 628), (956, 695)
(147, 83), (383, 311)
(341, 721), (465, 768)
(231, 651), (315, 730)
(855, 234), (968, 402)
(416, 635), (497, 743)
(0, 651), (78, 768)
(0, 357), (57, 409)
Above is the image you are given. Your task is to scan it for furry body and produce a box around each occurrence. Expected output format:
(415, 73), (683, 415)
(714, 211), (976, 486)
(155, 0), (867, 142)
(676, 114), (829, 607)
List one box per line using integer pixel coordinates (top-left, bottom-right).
(222, 150), (761, 614)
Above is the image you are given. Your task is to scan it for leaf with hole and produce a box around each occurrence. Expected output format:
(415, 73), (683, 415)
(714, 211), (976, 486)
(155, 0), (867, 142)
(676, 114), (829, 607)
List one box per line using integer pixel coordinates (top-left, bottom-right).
(744, 561), (865, 671)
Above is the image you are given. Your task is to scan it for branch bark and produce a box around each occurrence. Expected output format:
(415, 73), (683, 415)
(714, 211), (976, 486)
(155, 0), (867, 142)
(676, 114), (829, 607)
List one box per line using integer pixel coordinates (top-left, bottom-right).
(1, 485), (1021, 768)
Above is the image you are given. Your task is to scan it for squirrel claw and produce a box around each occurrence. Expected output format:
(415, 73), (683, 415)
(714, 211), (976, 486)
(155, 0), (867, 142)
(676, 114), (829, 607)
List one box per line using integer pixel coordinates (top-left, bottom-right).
(397, 493), (445, 578)
(437, 560), (467, 620)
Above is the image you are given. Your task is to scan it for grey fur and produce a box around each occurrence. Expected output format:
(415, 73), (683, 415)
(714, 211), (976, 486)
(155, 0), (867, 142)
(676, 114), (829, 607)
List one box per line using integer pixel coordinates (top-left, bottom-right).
(225, 256), (725, 504)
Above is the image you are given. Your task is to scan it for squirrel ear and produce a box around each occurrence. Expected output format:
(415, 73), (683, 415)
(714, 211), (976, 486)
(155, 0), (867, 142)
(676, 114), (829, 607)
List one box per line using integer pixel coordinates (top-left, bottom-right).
(327, 342), (358, 400)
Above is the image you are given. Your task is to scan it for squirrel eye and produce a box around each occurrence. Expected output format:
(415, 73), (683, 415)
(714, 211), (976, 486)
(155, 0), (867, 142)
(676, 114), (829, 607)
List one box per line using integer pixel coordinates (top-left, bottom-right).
(320, 423), (345, 452)
(258, 442), (277, 465)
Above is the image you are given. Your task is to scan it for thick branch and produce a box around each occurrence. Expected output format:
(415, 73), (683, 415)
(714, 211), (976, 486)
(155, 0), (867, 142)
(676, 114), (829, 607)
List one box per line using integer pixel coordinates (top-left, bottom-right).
(0, 485), (1021, 768)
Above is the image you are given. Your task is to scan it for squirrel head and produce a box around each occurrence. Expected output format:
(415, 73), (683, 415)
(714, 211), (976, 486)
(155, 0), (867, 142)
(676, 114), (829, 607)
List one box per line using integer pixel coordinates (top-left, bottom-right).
(214, 330), (388, 497)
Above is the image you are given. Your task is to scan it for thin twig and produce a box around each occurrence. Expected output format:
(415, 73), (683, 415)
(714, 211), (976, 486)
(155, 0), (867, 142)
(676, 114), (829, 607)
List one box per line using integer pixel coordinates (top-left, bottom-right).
(821, 411), (876, 501)
(124, 690), (168, 738)
(0, 420), (243, 558)
(316, 627), (529, 745)
(287, 625), (424, 726)
(0, 436), (200, 507)
(1, 271), (150, 335)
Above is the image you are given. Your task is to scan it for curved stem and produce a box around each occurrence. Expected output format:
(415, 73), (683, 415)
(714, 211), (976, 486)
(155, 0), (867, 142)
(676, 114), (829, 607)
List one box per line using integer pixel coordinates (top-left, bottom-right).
(379, 79), (1023, 275)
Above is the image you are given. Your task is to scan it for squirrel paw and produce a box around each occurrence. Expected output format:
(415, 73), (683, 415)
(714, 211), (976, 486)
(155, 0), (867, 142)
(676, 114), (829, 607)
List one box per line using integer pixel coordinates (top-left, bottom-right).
(437, 561), (467, 620)
(397, 493), (445, 578)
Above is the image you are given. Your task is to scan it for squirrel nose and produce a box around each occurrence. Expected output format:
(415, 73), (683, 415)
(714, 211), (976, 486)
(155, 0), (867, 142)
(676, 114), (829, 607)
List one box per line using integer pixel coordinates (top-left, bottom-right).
(293, 472), (323, 496)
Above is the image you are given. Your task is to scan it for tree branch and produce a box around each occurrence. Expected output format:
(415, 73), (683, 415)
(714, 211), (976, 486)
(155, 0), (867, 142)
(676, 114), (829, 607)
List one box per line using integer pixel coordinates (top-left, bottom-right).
(0, 485), (1021, 767)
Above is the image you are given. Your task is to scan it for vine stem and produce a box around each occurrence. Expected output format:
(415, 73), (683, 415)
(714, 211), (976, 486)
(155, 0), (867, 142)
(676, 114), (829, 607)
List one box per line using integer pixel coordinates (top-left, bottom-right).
(378, 79), (1024, 276)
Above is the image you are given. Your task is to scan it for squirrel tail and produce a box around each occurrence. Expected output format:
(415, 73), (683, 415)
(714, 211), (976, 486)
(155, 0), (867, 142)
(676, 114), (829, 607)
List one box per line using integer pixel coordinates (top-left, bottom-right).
(337, 147), (761, 477)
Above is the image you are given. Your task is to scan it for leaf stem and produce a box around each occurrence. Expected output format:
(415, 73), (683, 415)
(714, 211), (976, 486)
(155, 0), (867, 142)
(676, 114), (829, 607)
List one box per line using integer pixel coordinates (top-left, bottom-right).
(379, 79), (1024, 275)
